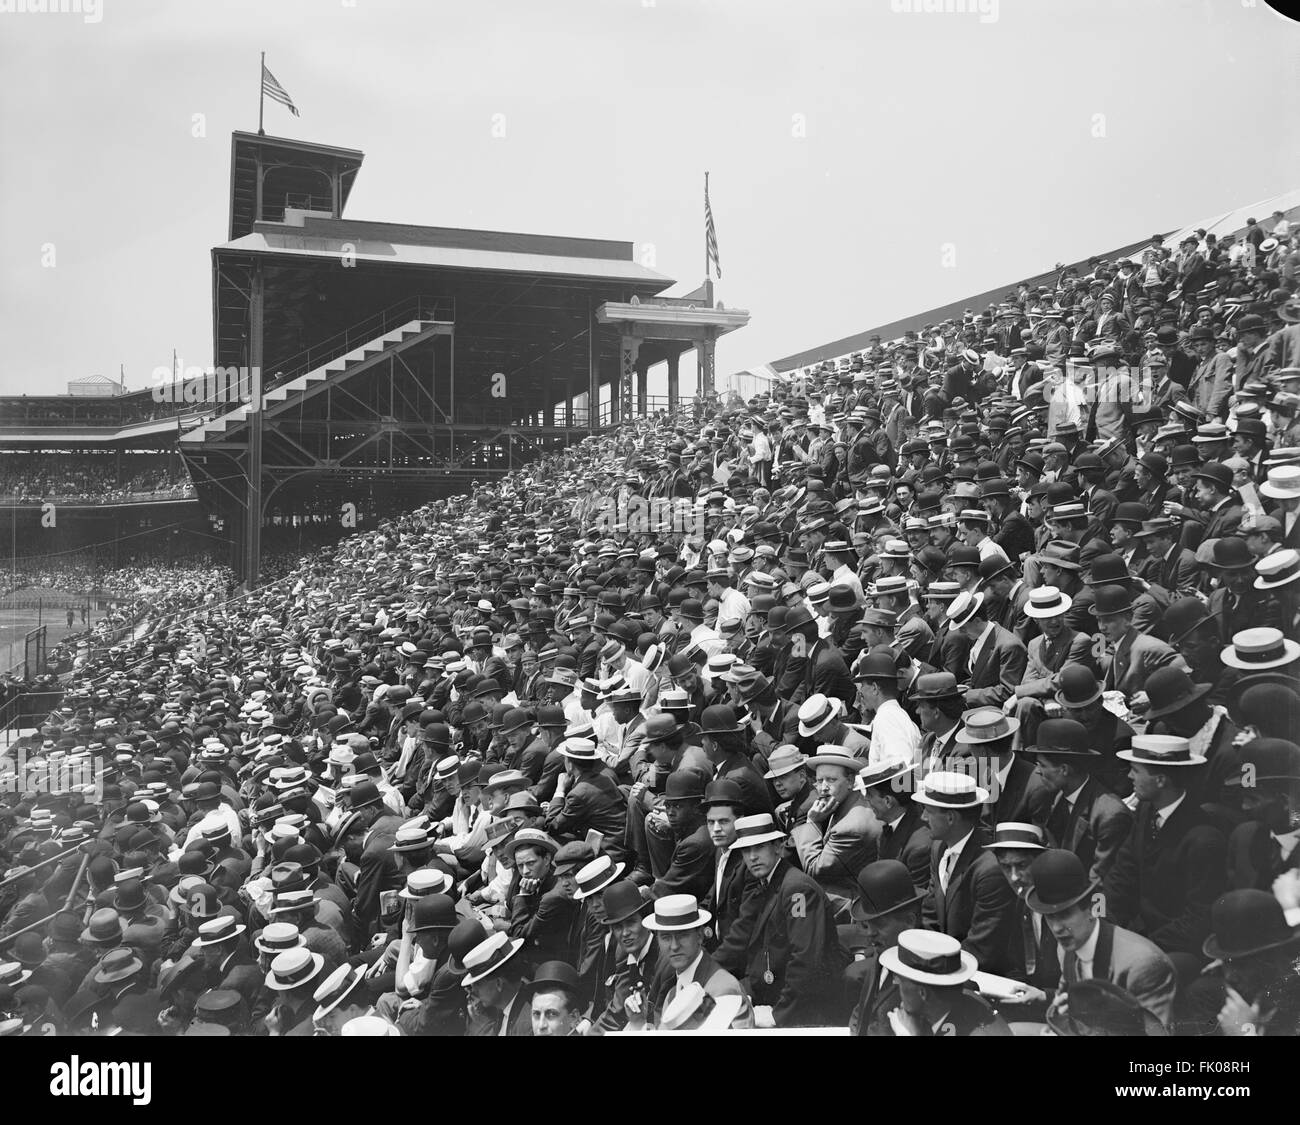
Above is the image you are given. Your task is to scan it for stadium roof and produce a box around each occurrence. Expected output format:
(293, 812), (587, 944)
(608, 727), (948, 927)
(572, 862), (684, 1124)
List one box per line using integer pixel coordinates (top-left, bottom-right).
(217, 212), (674, 288)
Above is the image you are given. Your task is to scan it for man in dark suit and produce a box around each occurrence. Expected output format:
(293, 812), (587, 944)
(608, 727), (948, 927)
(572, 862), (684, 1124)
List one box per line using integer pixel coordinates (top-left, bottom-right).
(855, 761), (931, 895)
(717, 813), (846, 1027)
(1103, 736), (1228, 979)
(1031, 719), (1133, 883)
(952, 708), (1053, 831)
(846, 860), (922, 1036)
(1030, 849), (1177, 1027)
(946, 591), (1027, 710)
(1093, 584), (1187, 697)
(916, 770), (1018, 977)
(1167, 462), (1242, 544)
(700, 780), (752, 947)
(1136, 517), (1201, 597)
(1225, 738), (1300, 892)
(789, 608), (855, 712)
(985, 823), (1061, 1003)
(463, 932), (533, 1036)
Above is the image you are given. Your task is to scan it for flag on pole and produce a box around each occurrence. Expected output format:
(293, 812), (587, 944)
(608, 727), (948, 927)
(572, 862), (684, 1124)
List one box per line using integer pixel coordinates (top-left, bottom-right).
(705, 172), (722, 280)
(261, 62), (300, 117)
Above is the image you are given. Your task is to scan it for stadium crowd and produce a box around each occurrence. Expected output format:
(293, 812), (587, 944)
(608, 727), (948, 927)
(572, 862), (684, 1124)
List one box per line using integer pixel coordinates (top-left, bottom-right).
(1, 223), (1300, 1039)
(0, 454), (194, 504)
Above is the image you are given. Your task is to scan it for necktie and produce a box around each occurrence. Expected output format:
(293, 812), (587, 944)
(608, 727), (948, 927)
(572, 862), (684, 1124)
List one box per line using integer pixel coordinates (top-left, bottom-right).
(881, 822), (895, 851)
(1046, 795), (1069, 844)
(940, 850), (957, 891)
(1020, 902), (1037, 977)
(1147, 810), (1161, 844)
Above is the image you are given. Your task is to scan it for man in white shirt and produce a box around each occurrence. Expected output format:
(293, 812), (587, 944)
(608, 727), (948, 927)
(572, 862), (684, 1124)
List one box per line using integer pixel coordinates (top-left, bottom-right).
(706, 569), (751, 640)
(853, 652), (921, 766)
(633, 894), (749, 1028)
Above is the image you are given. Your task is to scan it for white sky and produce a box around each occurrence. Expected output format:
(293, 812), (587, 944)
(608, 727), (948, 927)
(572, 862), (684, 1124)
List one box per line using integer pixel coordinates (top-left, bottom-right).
(1, 0), (1297, 398)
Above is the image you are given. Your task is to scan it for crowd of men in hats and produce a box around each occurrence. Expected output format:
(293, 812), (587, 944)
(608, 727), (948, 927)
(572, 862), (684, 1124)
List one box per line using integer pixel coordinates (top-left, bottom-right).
(2, 220), (1300, 1037)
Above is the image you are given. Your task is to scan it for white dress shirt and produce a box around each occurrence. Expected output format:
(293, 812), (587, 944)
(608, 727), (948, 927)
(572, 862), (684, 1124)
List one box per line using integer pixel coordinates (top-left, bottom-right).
(868, 698), (922, 766)
(939, 828), (975, 892)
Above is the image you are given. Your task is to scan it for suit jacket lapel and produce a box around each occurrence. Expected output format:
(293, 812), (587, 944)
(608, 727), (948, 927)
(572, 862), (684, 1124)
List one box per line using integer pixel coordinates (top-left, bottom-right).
(1093, 920), (1115, 980)
(971, 632), (997, 685)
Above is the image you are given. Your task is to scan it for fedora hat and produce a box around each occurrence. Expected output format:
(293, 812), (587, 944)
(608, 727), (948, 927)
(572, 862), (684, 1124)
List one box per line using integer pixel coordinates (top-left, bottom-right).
(600, 879), (649, 925)
(1116, 734), (1207, 768)
(850, 859), (925, 924)
(763, 745), (807, 779)
(912, 771), (989, 809)
(1203, 889), (1300, 962)
(797, 693), (843, 737)
(984, 822), (1048, 853)
(81, 907), (125, 947)
(1032, 542), (1082, 571)
(461, 931), (525, 986)
(1142, 667), (1213, 719)
(728, 812), (787, 851)
(1025, 849), (1098, 914)
(92, 948), (144, 986)
(880, 929), (977, 986)
(954, 707), (1019, 745)
(641, 893), (712, 932)
(572, 855), (626, 901)
(1220, 627), (1300, 671)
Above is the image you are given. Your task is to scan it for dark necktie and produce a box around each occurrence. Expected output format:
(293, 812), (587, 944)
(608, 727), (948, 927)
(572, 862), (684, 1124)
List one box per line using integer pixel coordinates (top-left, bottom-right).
(881, 822), (895, 851)
(1147, 810), (1161, 844)
(1046, 795), (1070, 845)
(1020, 902), (1037, 977)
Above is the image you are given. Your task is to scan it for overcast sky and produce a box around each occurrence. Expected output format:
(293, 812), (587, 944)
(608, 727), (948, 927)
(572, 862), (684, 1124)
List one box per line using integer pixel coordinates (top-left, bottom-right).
(1, 0), (1297, 398)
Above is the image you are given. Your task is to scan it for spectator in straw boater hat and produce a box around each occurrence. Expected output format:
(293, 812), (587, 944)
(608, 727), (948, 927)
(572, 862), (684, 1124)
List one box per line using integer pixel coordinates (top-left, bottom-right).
(263, 946), (326, 1036)
(912, 770), (1016, 977)
(877, 929), (1010, 1036)
(1102, 735), (1228, 981)
(716, 812), (842, 1027)
(461, 930), (530, 1037)
(634, 893), (750, 1031)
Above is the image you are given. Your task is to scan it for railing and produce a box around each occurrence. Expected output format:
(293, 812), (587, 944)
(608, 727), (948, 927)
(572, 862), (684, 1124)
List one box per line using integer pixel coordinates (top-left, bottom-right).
(0, 690), (64, 740)
(0, 485), (197, 506)
(262, 294), (454, 398)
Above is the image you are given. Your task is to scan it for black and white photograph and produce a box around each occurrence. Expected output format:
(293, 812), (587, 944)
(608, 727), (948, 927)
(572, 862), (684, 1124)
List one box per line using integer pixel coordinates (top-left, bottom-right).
(1, 0), (1298, 1079)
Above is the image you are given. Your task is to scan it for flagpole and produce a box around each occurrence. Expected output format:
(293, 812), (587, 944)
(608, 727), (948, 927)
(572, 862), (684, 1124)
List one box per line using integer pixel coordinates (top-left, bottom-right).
(704, 171), (710, 282)
(258, 51), (265, 135)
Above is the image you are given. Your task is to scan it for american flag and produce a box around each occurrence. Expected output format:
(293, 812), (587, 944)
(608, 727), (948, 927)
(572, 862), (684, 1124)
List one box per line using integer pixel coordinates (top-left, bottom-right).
(261, 62), (299, 117)
(705, 172), (722, 279)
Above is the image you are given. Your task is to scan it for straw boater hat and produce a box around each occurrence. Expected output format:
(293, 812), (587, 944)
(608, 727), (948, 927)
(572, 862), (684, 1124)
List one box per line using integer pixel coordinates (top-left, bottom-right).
(1115, 734), (1207, 768)
(1023, 586), (1072, 618)
(641, 894), (712, 932)
(571, 855), (626, 901)
(803, 745), (869, 773)
(983, 823), (1048, 853)
(312, 963), (366, 1023)
(1220, 627), (1300, 671)
(461, 931), (525, 986)
(727, 812), (787, 851)
(796, 693), (843, 737)
(912, 771), (990, 808)
(880, 929), (978, 986)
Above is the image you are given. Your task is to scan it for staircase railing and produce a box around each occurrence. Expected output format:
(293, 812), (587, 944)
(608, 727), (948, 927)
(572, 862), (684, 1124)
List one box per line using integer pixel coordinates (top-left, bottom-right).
(262, 294), (454, 398)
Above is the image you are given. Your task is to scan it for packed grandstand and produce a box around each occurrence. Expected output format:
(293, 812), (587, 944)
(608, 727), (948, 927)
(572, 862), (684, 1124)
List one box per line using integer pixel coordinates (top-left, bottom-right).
(0, 195), (1298, 1041)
